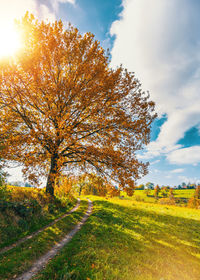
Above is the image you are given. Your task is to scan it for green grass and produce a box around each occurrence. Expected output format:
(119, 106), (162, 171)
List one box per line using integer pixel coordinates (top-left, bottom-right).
(133, 189), (195, 204)
(173, 189), (195, 198)
(0, 200), (88, 280)
(0, 198), (77, 249)
(134, 190), (156, 203)
(33, 196), (200, 280)
(0, 184), (77, 249)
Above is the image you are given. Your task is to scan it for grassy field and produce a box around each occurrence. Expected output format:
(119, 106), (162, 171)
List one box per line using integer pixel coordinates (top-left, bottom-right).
(133, 189), (195, 204)
(0, 185), (76, 248)
(173, 189), (195, 198)
(33, 196), (200, 280)
(0, 200), (88, 280)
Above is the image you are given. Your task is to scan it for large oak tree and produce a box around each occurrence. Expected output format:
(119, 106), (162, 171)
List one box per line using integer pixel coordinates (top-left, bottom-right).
(0, 14), (156, 195)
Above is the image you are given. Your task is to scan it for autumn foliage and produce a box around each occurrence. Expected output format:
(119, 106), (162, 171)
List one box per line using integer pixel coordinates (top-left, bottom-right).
(0, 13), (156, 195)
(194, 185), (200, 199)
(154, 185), (160, 198)
(54, 176), (75, 199)
(188, 185), (200, 208)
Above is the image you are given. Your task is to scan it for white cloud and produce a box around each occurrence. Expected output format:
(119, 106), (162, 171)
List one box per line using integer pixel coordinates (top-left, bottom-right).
(149, 168), (159, 174)
(151, 159), (160, 165)
(58, 0), (75, 3)
(34, 0), (75, 20)
(178, 175), (200, 184)
(167, 146), (200, 165)
(110, 0), (200, 160)
(170, 168), (184, 173)
(0, 0), (75, 26)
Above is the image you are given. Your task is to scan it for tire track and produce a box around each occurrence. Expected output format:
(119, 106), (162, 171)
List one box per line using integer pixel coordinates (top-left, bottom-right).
(16, 199), (92, 280)
(0, 198), (80, 255)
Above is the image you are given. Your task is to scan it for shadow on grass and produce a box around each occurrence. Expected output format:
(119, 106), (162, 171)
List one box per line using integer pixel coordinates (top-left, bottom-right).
(34, 199), (200, 280)
(0, 201), (88, 280)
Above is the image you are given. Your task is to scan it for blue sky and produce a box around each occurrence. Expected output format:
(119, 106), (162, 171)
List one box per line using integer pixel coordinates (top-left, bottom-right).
(1, 0), (200, 186)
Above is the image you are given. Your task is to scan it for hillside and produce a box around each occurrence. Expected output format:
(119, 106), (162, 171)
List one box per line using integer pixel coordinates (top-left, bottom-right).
(1, 186), (200, 280)
(32, 196), (200, 280)
(0, 185), (76, 249)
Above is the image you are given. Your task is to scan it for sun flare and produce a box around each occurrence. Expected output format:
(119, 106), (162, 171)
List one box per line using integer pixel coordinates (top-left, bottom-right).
(0, 24), (22, 59)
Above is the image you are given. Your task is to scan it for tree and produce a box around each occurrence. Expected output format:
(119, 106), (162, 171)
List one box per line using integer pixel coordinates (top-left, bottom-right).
(160, 186), (169, 197)
(188, 185), (200, 208)
(146, 182), (154, 190)
(76, 174), (89, 196)
(0, 160), (6, 186)
(168, 187), (174, 197)
(0, 14), (156, 196)
(124, 186), (134, 197)
(182, 182), (186, 188)
(136, 184), (144, 190)
(154, 185), (160, 198)
(25, 182), (33, 187)
(194, 185), (200, 199)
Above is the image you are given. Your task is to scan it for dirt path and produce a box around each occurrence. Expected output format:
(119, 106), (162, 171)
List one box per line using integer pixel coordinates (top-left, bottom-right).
(0, 198), (80, 255)
(16, 199), (92, 280)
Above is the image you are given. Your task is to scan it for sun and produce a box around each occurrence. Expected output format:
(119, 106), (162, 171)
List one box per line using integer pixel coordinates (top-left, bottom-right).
(0, 24), (22, 59)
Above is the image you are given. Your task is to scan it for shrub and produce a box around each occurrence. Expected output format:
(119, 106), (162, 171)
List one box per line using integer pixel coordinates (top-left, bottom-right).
(145, 189), (150, 196)
(55, 176), (74, 199)
(160, 187), (169, 197)
(187, 197), (200, 209)
(124, 187), (134, 197)
(108, 186), (120, 197)
(48, 203), (57, 214)
(28, 199), (42, 214)
(159, 197), (176, 205)
(134, 195), (144, 202)
(194, 185), (200, 199)
(0, 184), (11, 201)
(0, 200), (12, 211)
(18, 218), (29, 230)
(154, 185), (160, 198)
(168, 188), (174, 197)
(187, 185), (200, 208)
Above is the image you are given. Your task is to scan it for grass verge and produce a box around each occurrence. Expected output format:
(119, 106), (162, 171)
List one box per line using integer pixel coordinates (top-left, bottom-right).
(0, 200), (88, 280)
(33, 196), (200, 280)
(0, 186), (77, 249)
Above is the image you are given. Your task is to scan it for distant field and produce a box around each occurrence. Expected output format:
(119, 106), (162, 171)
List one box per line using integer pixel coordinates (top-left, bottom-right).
(173, 189), (195, 198)
(133, 189), (195, 203)
(34, 196), (200, 280)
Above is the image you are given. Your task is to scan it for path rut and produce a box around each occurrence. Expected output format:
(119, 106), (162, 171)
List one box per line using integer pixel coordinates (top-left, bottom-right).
(0, 198), (80, 255)
(16, 199), (92, 280)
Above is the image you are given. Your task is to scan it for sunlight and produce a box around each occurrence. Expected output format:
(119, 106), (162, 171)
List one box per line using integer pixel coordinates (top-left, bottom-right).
(0, 24), (22, 59)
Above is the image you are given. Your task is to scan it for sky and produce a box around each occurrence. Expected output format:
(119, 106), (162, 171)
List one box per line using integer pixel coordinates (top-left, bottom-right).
(1, 0), (200, 186)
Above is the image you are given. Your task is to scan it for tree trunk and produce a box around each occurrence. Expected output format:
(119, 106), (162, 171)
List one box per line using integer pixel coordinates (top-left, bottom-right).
(79, 184), (83, 196)
(46, 154), (58, 196)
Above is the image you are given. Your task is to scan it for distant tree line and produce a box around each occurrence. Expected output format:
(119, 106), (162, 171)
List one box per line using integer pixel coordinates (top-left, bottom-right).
(135, 182), (199, 190)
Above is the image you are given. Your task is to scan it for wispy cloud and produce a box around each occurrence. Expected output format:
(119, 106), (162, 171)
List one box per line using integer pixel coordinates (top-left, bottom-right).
(34, 0), (75, 20)
(151, 159), (160, 165)
(0, 0), (75, 26)
(167, 146), (200, 165)
(178, 175), (200, 184)
(170, 168), (184, 174)
(110, 0), (200, 162)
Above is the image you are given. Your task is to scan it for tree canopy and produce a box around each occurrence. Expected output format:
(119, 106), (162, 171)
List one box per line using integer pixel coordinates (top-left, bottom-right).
(0, 13), (156, 195)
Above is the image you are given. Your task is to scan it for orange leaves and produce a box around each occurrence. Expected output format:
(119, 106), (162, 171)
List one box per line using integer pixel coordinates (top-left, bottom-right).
(124, 187), (134, 197)
(54, 176), (75, 198)
(0, 14), (156, 194)
(107, 184), (120, 198)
